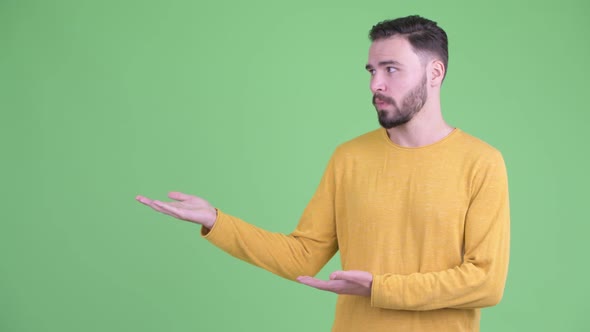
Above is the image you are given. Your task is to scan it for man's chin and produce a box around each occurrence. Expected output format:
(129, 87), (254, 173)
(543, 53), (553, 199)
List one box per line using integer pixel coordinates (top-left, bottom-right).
(378, 116), (397, 129)
(378, 113), (411, 129)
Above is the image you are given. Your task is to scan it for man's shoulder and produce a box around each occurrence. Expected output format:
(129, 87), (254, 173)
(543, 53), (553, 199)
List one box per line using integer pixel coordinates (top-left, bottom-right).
(455, 129), (505, 162)
(333, 128), (384, 156)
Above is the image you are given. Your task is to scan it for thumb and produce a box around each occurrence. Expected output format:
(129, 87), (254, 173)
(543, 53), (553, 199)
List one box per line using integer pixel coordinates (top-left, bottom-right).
(168, 191), (193, 201)
(330, 270), (371, 285)
(329, 270), (346, 280)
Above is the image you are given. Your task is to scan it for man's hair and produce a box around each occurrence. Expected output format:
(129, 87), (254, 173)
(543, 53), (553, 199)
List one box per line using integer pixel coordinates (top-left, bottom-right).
(369, 15), (448, 77)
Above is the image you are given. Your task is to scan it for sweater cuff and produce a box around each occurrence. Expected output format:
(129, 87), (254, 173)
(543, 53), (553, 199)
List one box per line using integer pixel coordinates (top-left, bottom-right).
(200, 209), (253, 256)
(371, 274), (402, 309)
(200, 208), (225, 239)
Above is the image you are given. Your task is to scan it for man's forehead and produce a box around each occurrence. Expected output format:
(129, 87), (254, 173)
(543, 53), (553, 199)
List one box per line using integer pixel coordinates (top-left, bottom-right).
(368, 36), (417, 63)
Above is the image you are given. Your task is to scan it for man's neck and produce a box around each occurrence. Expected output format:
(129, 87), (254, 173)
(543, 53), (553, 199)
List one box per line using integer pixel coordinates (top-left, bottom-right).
(385, 104), (454, 148)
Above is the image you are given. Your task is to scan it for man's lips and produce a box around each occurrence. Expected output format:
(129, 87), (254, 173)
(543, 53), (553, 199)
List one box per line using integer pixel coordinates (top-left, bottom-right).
(374, 99), (390, 107)
(373, 95), (393, 107)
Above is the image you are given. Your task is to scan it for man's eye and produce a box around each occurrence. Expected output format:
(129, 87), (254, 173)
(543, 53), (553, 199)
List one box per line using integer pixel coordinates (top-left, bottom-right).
(387, 67), (397, 73)
(368, 69), (376, 75)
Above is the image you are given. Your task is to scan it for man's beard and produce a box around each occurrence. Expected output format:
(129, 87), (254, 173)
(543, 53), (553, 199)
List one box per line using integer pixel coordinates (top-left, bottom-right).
(373, 74), (428, 129)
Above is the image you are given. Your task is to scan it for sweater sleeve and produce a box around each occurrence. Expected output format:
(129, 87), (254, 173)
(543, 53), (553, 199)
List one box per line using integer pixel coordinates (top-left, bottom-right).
(200, 153), (339, 281)
(371, 151), (510, 311)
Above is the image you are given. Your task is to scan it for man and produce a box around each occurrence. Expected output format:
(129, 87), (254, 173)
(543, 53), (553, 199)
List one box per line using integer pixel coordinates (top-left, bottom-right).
(136, 15), (510, 332)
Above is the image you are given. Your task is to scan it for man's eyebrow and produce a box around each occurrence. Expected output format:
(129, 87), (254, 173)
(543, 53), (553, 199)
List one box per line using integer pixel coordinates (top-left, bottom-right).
(365, 60), (403, 70)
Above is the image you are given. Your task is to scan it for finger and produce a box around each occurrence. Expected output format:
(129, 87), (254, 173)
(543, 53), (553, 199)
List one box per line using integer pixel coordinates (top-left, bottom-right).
(168, 191), (193, 201)
(153, 200), (183, 218)
(330, 270), (372, 287)
(149, 203), (170, 215)
(297, 276), (347, 293)
(297, 276), (331, 290)
(136, 195), (154, 205)
(329, 270), (361, 281)
(329, 270), (345, 280)
(146, 200), (174, 215)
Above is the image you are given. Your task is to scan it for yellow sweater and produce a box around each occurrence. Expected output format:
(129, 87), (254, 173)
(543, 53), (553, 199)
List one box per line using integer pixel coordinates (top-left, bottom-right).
(203, 128), (510, 332)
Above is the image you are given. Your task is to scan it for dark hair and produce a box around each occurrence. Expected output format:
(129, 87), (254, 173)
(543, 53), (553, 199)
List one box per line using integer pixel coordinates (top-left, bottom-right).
(369, 15), (448, 78)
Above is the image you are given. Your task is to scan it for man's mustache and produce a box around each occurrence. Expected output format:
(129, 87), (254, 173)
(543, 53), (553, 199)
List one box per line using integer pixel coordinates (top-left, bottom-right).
(372, 93), (395, 105)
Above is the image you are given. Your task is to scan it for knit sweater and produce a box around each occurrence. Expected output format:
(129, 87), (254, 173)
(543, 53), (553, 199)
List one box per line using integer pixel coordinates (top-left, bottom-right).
(202, 128), (510, 332)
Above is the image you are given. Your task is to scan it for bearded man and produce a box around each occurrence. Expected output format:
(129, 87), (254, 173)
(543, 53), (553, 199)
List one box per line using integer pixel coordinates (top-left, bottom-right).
(137, 15), (510, 332)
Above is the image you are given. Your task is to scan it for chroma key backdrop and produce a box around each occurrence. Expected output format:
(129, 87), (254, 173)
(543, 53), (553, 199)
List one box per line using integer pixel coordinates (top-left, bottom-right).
(1, 0), (589, 331)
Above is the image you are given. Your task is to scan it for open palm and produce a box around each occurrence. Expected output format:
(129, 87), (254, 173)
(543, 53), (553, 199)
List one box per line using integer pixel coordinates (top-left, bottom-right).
(136, 192), (217, 229)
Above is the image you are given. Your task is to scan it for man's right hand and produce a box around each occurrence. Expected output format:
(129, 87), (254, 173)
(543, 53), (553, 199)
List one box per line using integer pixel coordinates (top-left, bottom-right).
(136, 192), (217, 229)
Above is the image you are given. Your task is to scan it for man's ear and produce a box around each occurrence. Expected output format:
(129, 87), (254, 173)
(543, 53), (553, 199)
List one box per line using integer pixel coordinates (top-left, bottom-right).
(428, 59), (446, 87)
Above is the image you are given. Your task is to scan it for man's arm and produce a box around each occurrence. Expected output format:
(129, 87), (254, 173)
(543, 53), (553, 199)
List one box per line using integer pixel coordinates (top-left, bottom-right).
(370, 151), (510, 310)
(297, 151), (510, 310)
(137, 153), (340, 281)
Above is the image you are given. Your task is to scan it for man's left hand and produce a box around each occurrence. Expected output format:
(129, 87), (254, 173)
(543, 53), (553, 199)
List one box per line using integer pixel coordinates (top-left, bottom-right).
(296, 270), (373, 296)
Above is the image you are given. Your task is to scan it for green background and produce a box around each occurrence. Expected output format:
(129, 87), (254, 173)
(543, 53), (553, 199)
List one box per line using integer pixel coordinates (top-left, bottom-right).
(1, 0), (588, 331)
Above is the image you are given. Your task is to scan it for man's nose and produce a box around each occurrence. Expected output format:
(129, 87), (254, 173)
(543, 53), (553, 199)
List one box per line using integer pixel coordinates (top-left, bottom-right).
(370, 75), (386, 94)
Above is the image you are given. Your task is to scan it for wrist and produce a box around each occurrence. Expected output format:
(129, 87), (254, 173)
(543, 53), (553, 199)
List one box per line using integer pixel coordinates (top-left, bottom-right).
(203, 207), (218, 230)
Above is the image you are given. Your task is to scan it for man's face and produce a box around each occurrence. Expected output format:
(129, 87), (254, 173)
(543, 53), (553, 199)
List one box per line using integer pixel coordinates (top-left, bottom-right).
(366, 36), (428, 129)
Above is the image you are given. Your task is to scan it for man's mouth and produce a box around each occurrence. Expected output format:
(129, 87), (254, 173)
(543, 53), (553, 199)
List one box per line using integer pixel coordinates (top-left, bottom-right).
(373, 95), (392, 106)
(374, 98), (390, 107)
